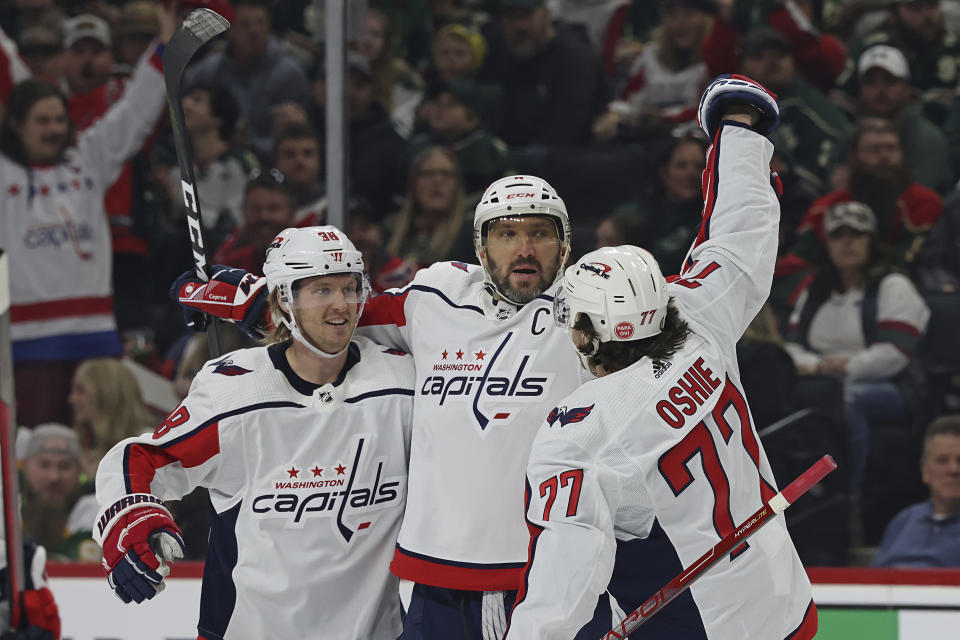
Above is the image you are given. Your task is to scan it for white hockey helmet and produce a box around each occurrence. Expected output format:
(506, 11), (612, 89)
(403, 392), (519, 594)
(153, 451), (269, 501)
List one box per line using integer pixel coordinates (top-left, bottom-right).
(473, 175), (572, 302)
(553, 245), (669, 354)
(262, 225), (371, 358)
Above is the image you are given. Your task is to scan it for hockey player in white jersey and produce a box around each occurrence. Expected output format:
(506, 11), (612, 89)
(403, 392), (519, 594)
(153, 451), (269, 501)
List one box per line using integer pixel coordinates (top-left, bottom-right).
(172, 175), (589, 638)
(504, 76), (818, 639)
(93, 226), (415, 639)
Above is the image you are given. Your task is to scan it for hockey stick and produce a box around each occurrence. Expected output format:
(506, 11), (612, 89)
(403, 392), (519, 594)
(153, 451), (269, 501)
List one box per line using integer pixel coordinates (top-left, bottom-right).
(0, 250), (24, 630)
(602, 455), (837, 639)
(162, 8), (230, 358)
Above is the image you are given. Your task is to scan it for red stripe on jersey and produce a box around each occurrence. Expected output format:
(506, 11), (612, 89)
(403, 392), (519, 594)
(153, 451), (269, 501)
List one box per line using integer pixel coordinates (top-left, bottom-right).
(508, 481), (544, 626)
(360, 290), (409, 328)
(693, 133), (722, 252)
(785, 600), (817, 640)
(11, 295), (114, 323)
(390, 547), (524, 591)
(877, 320), (922, 338)
(125, 424), (220, 493)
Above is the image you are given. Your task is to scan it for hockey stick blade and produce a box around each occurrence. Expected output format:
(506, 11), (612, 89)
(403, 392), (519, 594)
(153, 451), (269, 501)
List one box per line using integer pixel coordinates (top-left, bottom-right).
(602, 455), (837, 640)
(162, 8), (230, 356)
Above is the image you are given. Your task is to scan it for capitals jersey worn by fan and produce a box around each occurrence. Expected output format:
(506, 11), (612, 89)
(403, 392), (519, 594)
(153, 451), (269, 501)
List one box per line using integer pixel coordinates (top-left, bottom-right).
(508, 125), (816, 639)
(0, 44), (166, 363)
(360, 262), (585, 589)
(93, 337), (415, 639)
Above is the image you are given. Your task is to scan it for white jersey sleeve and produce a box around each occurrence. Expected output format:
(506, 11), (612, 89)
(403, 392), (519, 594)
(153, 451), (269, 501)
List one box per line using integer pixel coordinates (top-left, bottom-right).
(75, 43), (166, 190)
(670, 124), (779, 352)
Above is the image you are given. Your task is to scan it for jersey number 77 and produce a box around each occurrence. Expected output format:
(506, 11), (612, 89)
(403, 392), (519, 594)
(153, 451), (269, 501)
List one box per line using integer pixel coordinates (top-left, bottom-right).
(658, 378), (777, 558)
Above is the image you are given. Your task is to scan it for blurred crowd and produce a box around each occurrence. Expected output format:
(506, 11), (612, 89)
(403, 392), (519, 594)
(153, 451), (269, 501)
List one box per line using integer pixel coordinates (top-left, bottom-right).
(2, 0), (960, 569)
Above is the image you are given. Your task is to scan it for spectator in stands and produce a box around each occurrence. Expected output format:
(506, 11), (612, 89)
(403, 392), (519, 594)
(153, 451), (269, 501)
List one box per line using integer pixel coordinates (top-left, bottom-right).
(16, 22), (64, 85)
(212, 169), (296, 275)
(186, 0), (311, 158)
(702, 0), (847, 93)
(605, 132), (708, 273)
(871, 415), (960, 567)
(347, 197), (417, 293)
(484, 0), (609, 146)
(854, 44), (952, 194)
(19, 423), (99, 561)
(0, 22), (169, 427)
(593, 0), (711, 141)
(273, 122), (325, 225)
(357, 8), (424, 138)
(162, 82), (257, 250)
(69, 358), (156, 481)
(417, 24), (488, 133)
(785, 201), (930, 494)
(62, 14), (113, 129)
(840, 0), (960, 126)
(594, 208), (645, 249)
(407, 79), (509, 195)
(787, 118), (942, 272)
(916, 186), (960, 293)
(738, 26), (851, 199)
(398, 0), (489, 74)
(112, 1), (159, 74)
(385, 146), (474, 268)
(549, 0), (631, 75)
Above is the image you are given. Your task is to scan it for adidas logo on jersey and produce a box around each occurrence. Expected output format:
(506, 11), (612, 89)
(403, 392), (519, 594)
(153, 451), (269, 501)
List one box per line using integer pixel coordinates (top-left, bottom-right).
(652, 359), (672, 379)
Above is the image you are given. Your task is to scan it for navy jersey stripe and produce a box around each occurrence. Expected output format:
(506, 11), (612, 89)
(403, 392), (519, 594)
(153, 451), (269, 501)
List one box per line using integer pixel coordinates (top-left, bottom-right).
(197, 499), (242, 640)
(399, 284), (484, 315)
(395, 544), (526, 570)
(123, 401), (304, 493)
(344, 388), (415, 403)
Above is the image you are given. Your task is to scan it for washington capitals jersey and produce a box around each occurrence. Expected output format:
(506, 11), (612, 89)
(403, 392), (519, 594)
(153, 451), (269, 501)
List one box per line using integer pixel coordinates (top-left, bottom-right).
(507, 125), (816, 639)
(93, 337), (415, 639)
(0, 45), (166, 363)
(359, 262), (586, 590)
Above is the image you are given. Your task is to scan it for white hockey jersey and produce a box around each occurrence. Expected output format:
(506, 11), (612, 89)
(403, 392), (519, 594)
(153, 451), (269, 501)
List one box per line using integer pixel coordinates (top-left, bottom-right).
(93, 337), (415, 640)
(0, 44), (165, 363)
(359, 261), (586, 590)
(506, 125), (817, 639)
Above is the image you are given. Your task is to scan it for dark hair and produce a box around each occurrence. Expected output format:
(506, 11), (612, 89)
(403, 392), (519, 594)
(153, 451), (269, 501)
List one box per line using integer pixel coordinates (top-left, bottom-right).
(0, 79), (75, 166)
(573, 299), (691, 374)
(187, 83), (239, 141)
(649, 132), (708, 201)
(848, 117), (901, 154)
(807, 221), (892, 299)
(273, 121), (320, 154)
(244, 167), (294, 206)
(602, 209), (646, 246)
(922, 415), (960, 461)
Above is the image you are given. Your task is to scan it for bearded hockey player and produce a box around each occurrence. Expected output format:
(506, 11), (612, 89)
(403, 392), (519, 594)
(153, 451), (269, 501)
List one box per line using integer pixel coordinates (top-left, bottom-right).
(504, 75), (817, 639)
(93, 226), (415, 639)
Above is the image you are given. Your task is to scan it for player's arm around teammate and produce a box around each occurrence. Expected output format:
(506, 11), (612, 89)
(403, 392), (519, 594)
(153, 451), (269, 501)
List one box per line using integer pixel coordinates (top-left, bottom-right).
(92, 226), (415, 640)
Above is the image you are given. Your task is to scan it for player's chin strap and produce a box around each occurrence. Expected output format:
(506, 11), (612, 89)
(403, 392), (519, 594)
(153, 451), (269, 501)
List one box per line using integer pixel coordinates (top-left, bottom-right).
(279, 303), (365, 359)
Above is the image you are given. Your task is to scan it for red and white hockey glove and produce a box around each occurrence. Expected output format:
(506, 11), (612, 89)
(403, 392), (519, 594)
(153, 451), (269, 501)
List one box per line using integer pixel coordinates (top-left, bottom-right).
(697, 74), (780, 139)
(1, 543), (61, 640)
(170, 265), (269, 339)
(95, 494), (185, 604)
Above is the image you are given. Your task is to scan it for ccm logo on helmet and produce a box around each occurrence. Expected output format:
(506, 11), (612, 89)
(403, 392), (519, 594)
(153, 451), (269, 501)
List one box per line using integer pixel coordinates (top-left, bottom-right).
(505, 192), (535, 199)
(655, 357), (722, 429)
(615, 322), (634, 339)
(580, 262), (611, 279)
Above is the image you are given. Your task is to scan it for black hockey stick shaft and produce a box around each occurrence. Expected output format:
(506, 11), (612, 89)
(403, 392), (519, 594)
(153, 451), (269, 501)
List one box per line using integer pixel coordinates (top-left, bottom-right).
(162, 9), (230, 357)
(602, 455), (837, 639)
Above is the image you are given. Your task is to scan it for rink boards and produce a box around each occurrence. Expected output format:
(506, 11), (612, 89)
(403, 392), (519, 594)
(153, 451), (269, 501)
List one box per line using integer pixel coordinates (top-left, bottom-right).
(45, 564), (960, 639)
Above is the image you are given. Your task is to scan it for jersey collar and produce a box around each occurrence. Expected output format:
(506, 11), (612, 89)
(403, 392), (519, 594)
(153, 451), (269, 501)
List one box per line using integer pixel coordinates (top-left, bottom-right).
(268, 341), (361, 395)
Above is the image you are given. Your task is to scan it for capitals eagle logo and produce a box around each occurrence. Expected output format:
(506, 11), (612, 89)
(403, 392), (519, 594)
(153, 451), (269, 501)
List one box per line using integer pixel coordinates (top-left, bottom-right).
(546, 403), (595, 428)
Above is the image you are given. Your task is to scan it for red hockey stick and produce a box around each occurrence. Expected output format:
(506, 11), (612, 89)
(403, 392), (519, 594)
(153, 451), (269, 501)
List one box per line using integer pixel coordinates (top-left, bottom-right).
(602, 455), (837, 639)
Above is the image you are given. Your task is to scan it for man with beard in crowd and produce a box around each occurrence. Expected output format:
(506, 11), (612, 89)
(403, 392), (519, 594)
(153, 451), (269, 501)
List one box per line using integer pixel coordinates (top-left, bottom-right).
(20, 424), (99, 561)
(481, 0), (608, 146)
(211, 170), (296, 275)
(775, 117), (942, 316)
(273, 121), (327, 225)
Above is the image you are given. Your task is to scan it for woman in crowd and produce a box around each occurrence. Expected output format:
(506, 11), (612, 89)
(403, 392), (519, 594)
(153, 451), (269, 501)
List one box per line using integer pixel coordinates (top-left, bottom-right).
(68, 358), (156, 480)
(785, 201), (930, 495)
(385, 146), (474, 267)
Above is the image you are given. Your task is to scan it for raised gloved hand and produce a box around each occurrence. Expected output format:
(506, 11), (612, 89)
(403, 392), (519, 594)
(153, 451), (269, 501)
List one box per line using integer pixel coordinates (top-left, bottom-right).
(0, 543), (61, 640)
(170, 265), (269, 339)
(697, 74), (780, 139)
(95, 494), (185, 604)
